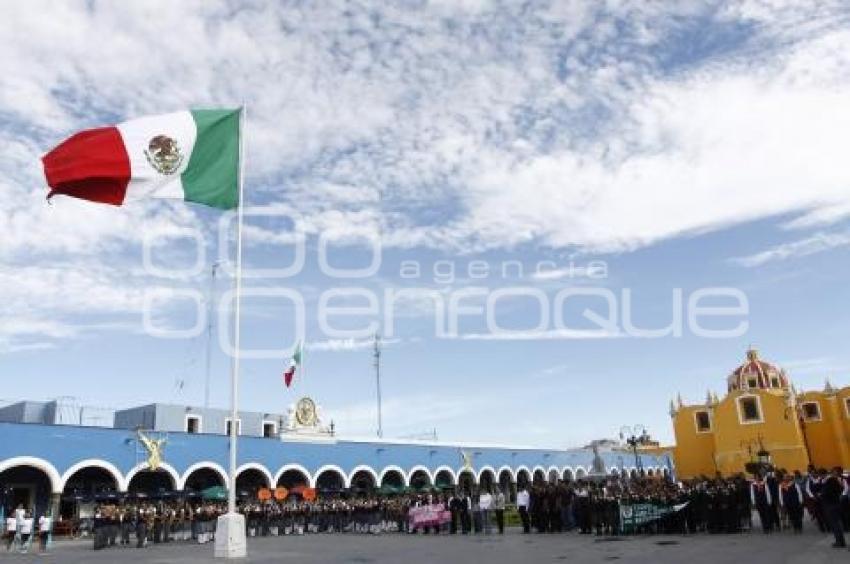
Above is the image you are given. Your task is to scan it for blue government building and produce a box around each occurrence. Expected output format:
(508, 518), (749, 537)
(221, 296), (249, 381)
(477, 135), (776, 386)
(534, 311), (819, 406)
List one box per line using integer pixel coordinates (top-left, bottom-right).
(0, 397), (674, 519)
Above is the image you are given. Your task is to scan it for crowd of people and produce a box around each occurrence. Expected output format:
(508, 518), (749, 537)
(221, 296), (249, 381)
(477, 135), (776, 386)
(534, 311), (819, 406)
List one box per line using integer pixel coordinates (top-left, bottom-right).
(5, 464), (850, 554)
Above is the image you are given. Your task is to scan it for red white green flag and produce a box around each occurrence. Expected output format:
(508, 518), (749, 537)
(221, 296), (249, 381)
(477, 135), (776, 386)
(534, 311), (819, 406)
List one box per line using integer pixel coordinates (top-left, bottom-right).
(283, 341), (303, 388)
(42, 109), (240, 209)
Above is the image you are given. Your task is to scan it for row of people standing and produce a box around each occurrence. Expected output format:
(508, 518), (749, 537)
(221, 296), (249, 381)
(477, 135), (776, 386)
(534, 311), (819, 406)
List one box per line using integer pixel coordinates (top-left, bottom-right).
(4, 506), (51, 553)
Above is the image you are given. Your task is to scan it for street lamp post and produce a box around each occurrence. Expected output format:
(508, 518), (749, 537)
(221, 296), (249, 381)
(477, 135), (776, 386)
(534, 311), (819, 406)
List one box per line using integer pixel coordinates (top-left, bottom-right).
(620, 425), (648, 476)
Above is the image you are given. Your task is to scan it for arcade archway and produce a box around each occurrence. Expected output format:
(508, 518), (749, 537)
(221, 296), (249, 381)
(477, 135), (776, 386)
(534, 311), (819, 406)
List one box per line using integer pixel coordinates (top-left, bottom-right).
(0, 461), (57, 516)
(434, 468), (455, 489)
(532, 469), (546, 485)
(60, 466), (120, 519)
(235, 468), (270, 498)
(314, 468), (346, 492)
(516, 469), (531, 489)
(457, 470), (475, 493)
(183, 467), (225, 493)
(478, 468), (496, 491)
(409, 469), (431, 490)
(276, 469), (309, 489)
(127, 469), (176, 497)
(379, 469), (405, 490)
(350, 469), (377, 493)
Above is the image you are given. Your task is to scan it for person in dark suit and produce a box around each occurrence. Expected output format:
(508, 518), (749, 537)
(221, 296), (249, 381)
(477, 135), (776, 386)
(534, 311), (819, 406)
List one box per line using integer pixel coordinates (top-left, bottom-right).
(779, 474), (804, 533)
(750, 474), (773, 533)
(448, 492), (462, 534)
(822, 467), (847, 548)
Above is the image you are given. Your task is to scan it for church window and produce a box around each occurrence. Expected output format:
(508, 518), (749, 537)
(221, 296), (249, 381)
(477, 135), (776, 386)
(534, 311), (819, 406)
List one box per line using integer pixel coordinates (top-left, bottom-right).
(802, 402), (821, 421)
(771, 377), (779, 388)
(695, 411), (711, 432)
(739, 397), (762, 423)
(747, 377), (757, 388)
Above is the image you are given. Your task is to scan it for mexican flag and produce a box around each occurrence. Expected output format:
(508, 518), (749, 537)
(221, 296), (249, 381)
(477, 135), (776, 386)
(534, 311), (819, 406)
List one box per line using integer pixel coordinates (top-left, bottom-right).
(283, 341), (303, 388)
(42, 109), (240, 209)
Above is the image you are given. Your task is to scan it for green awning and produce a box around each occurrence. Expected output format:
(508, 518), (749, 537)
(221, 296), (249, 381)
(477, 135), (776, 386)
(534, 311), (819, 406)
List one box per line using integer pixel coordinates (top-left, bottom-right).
(201, 486), (228, 501)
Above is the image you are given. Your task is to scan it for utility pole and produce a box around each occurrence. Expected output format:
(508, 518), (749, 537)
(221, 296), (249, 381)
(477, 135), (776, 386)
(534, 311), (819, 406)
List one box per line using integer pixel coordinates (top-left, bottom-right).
(373, 333), (383, 439)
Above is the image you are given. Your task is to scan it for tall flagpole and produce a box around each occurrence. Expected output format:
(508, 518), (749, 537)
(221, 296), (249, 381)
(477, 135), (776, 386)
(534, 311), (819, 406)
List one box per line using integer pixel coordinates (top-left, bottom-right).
(215, 105), (248, 559)
(228, 105), (247, 516)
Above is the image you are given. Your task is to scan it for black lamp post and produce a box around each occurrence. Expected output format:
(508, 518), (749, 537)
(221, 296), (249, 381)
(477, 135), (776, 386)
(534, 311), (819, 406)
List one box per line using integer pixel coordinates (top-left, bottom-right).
(620, 425), (648, 475)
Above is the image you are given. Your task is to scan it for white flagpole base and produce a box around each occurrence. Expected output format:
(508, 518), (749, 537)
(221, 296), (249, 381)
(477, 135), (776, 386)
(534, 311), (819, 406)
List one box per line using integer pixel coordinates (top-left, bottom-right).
(214, 513), (247, 558)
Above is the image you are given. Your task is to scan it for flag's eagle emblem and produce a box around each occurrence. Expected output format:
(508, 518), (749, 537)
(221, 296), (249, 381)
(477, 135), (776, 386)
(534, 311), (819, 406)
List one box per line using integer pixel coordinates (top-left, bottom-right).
(144, 134), (183, 175)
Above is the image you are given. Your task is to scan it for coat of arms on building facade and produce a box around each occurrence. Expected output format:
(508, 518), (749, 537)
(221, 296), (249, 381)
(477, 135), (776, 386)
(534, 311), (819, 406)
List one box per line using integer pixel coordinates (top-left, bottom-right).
(281, 397), (333, 440)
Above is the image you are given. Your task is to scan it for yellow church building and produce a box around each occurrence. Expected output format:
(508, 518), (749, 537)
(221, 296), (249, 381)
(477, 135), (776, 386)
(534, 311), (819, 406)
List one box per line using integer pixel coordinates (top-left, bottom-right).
(670, 348), (850, 479)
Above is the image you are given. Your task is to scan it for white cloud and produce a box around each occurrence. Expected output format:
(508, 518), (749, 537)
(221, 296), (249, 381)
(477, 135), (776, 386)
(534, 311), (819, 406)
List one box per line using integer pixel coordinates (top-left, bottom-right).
(731, 229), (850, 267)
(308, 337), (400, 352)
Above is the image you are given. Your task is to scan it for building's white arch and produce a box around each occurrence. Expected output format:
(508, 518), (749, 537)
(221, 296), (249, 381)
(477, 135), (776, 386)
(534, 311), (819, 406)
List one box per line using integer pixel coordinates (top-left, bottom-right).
(547, 465), (560, 481)
(378, 465), (407, 486)
(496, 465), (515, 482)
(456, 466), (477, 485)
(476, 465), (496, 483)
(60, 459), (124, 492)
(234, 463), (273, 488)
(531, 465), (546, 481)
(432, 465), (457, 485)
(515, 465), (531, 480)
(407, 465), (433, 486)
(123, 462), (180, 492)
(348, 465), (379, 488)
(0, 456), (62, 494)
(310, 464), (347, 489)
(273, 463), (311, 487)
(178, 461), (229, 490)
(561, 466), (574, 479)
(574, 467), (588, 479)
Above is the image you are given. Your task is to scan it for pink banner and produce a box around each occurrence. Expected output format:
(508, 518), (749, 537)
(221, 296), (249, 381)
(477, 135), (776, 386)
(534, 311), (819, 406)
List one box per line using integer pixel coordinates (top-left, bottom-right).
(409, 504), (452, 527)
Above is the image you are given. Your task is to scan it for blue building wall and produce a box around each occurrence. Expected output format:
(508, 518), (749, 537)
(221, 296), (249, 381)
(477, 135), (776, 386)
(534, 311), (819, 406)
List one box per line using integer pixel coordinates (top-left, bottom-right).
(0, 422), (674, 495)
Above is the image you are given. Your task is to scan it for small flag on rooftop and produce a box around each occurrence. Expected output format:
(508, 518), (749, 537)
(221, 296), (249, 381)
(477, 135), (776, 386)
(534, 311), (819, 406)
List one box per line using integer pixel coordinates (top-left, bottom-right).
(284, 341), (303, 388)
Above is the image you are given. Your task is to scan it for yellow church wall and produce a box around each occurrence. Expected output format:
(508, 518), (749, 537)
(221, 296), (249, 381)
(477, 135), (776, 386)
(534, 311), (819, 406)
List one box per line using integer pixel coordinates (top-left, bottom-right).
(839, 388), (850, 461)
(711, 390), (809, 475)
(671, 405), (717, 478)
(800, 390), (850, 470)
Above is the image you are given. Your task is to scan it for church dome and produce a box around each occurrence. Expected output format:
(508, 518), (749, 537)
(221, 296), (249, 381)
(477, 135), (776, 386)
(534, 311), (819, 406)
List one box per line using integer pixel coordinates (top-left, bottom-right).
(727, 348), (788, 392)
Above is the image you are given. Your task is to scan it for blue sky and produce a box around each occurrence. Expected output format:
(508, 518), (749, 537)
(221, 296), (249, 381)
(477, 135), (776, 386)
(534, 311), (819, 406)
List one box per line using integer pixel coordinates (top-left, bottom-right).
(2, 1), (850, 447)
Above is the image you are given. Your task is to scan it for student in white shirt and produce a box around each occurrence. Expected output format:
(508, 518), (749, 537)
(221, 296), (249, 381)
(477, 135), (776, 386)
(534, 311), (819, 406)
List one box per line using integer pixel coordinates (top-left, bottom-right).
(20, 512), (33, 552)
(516, 486), (531, 533)
(479, 488), (493, 534)
(5, 516), (17, 550)
(38, 514), (51, 551)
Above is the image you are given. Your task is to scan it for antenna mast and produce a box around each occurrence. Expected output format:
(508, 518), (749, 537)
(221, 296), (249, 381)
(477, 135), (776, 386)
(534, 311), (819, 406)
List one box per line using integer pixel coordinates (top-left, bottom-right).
(204, 262), (218, 409)
(373, 333), (383, 438)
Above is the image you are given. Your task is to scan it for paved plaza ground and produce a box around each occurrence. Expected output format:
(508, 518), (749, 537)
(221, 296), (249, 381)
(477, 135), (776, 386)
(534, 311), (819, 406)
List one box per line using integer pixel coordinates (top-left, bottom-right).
(3, 528), (849, 564)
